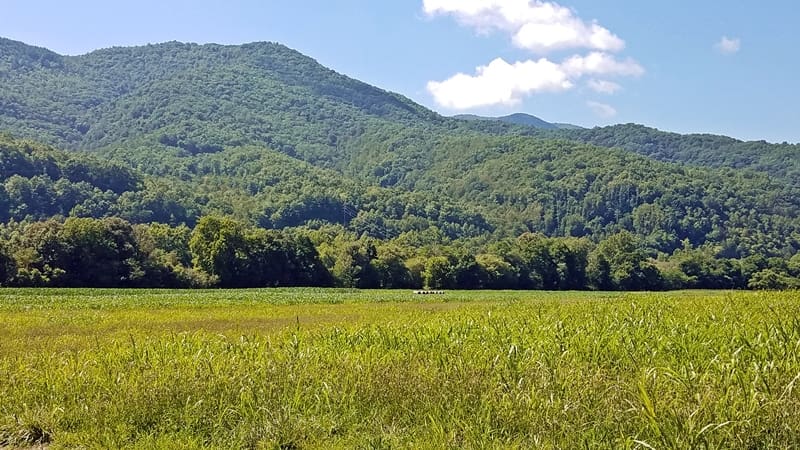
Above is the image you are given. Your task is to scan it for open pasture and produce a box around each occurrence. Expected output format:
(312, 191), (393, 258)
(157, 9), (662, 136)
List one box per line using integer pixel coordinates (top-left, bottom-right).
(1, 289), (799, 449)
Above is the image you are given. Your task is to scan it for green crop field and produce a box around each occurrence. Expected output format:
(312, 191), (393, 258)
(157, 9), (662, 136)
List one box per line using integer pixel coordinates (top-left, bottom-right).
(1, 289), (799, 449)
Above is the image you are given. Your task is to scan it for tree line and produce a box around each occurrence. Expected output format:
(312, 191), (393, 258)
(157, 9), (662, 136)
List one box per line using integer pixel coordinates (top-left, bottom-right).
(1, 216), (797, 291)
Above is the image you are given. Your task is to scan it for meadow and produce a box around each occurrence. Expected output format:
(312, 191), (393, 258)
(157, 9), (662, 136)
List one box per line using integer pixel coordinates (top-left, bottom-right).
(1, 289), (799, 449)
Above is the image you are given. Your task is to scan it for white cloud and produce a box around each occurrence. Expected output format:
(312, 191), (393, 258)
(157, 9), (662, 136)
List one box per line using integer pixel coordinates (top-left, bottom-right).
(427, 57), (573, 109)
(715, 36), (741, 55)
(587, 79), (622, 94)
(428, 53), (642, 110)
(562, 52), (644, 77)
(423, 0), (624, 54)
(423, 1), (643, 110)
(586, 101), (617, 118)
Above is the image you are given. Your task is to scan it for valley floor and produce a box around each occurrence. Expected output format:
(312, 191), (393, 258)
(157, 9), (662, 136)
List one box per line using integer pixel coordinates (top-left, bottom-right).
(1, 289), (799, 448)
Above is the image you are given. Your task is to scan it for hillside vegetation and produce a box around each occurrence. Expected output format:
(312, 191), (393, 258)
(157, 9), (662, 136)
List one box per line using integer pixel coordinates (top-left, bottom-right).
(0, 38), (798, 289)
(552, 123), (800, 184)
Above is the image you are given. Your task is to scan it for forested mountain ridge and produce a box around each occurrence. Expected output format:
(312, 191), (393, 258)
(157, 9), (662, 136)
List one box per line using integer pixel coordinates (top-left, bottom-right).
(455, 119), (800, 185)
(0, 134), (492, 237)
(2, 37), (796, 180)
(453, 113), (580, 130)
(550, 124), (800, 184)
(0, 37), (798, 265)
(339, 128), (799, 255)
(0, 37), (445, 164)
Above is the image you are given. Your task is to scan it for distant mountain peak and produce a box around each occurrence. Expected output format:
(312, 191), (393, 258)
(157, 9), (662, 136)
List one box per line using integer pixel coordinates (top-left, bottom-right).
(453, 113), (582, 130)
(0, 37), (64, 70)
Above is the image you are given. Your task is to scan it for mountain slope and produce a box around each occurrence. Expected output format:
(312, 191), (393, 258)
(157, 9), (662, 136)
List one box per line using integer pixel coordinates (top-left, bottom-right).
(553, 124), (800, 184)
(0, 134), (491, 237)
(0, 38), (445, 164)
(0, 38), (798, 257)
(340, 128), (800, 254)
(2, 37), (795, 181)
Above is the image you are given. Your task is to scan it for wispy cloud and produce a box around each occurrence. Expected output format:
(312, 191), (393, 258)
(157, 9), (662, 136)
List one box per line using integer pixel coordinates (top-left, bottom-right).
(562, 52), (644, 77)
(586, 100), (617, 118)
(423, 0), (643, 110)
(587, 79), (622, 94)
(715, 36), (741, 55)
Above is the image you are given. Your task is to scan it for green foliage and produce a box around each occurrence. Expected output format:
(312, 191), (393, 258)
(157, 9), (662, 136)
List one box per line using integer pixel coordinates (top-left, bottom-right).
(372, 243), (414, 288)
(59, 217), (143, 287)
(134, 222), (192, 266)
(189, 216), (331, 288)
(7, 217), (143, 287)
(0, 134), (141, 192)
(422, 256), (452, 290)
(663, 242), (743, 289)
(0, 134), (143, 221)
(475, 253), (519, 289)
(128, 222), (215, 288)
(0, 242), (14, 285)
(189, 216), (247, 284)
(748, 269), (797, 290)
(0, 215), (795, 290)
(590, 231), (663, 291)
(396, 133), (799, 256)
(553, 123), (800, 185)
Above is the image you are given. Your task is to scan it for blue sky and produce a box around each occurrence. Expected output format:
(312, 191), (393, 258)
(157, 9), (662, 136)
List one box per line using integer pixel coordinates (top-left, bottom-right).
(2, 0), (798, 142)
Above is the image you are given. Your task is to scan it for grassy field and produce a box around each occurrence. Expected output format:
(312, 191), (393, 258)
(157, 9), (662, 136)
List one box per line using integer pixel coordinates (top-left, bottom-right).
(1, 289), (799, 449)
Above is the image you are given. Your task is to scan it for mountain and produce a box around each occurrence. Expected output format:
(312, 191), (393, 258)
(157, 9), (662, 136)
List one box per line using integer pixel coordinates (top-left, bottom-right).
(341, 128), (799, 255)
(0, 37), (444, 162)
(454, 113), (581, 130)
(0, 133), (491, 237)
(551, 124), (800, 185)
(1, 38), (798, 258)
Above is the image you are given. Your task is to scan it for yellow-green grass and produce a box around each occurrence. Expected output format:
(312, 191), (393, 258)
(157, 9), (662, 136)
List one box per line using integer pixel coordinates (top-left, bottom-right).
(1, 289), (799, 449)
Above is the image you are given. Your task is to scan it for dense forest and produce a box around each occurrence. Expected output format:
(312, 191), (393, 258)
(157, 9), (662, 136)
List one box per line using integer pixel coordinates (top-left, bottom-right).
(1, 215), (797, 290)
(0, 38), (798, 290)
(548, 124), (800, 185)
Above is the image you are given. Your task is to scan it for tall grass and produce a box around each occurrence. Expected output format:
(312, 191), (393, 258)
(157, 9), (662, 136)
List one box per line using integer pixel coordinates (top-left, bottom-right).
(1, 290), (799, 448)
